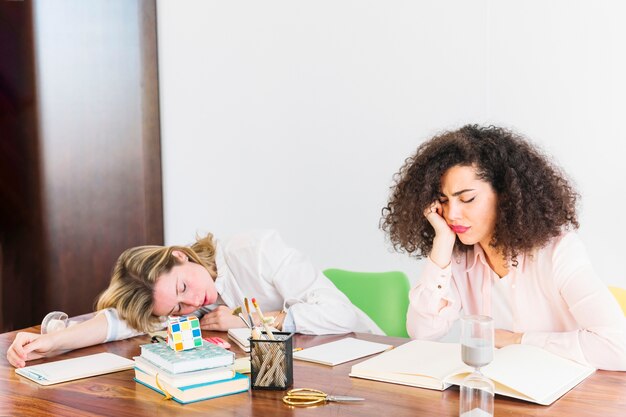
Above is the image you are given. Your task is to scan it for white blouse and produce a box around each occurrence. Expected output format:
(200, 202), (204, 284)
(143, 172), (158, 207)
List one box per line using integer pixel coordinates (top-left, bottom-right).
(101, 230), (382, 341)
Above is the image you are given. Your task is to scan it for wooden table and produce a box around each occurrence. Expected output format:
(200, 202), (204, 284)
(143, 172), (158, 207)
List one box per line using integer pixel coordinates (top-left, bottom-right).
(1, 325), (625, 417)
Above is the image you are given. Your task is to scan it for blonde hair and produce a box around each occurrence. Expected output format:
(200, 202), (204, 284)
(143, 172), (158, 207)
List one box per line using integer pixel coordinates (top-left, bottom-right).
(96, 233), (217, 332)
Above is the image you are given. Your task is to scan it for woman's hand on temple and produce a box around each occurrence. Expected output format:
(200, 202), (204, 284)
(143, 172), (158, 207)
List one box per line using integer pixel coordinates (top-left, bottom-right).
(424, 201), (455, 241)
(424, 201), (457, 268)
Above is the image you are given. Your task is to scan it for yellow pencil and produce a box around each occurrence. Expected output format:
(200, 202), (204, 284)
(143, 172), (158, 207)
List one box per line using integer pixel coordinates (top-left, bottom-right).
(251, 297), (275, 340)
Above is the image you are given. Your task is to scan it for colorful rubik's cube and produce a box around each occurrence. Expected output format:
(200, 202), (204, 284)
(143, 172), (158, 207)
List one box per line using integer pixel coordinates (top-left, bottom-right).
(166, 316), (203, 351)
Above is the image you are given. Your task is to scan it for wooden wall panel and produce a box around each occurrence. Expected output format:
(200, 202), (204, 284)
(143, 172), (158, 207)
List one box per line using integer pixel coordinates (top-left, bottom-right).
(0, 0), (45, 331)
(0, 0), (162, 330)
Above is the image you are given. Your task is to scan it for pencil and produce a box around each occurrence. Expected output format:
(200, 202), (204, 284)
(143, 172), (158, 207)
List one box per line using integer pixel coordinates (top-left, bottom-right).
(251, 297), (275, 340)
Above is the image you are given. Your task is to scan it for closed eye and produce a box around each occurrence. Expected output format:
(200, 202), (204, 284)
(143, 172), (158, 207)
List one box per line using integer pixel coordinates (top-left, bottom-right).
(461, 197), (476, 203)
(176, 283), (186, 313)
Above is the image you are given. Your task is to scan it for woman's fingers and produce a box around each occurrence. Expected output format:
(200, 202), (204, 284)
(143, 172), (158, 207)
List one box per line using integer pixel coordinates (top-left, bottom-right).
(424, 200), (457, 243)
(494, 329), (523, 348)
(424, 201), (445, 225)
(423, 201), (438, 218)
(7, 346), (25, 368)
(199, 306), (241, 330)
(424, 200), (445, 218)
(7, 332), (44, 368)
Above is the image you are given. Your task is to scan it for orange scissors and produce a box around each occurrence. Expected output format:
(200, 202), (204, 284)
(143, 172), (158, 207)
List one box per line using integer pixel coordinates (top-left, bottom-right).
(282, 388), (364, 406)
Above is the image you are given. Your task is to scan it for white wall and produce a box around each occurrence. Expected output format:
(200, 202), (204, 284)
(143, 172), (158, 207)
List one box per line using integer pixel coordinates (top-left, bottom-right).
(157, 1), (626, 287)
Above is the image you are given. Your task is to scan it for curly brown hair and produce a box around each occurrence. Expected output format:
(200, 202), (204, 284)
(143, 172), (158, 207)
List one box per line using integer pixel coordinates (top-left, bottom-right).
(381, 124), (579, 264)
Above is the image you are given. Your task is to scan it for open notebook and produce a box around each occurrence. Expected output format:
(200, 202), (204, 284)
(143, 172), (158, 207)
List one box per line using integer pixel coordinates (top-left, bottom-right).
(16, 352), (135, 385)
(349, 340), (595, 405)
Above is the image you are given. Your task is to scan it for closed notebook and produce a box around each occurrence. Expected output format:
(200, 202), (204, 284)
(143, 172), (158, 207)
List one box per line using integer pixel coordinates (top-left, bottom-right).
(293, 337), (393, 366)
(134, 368), (249, 404)
(349, 339), (595, 406)
(140, 341), (234, 374)
(227, 327), (277, 353)
(133, 356), (235, 387)
(16, 352), (135, 386)
(227, 328), (252, 352)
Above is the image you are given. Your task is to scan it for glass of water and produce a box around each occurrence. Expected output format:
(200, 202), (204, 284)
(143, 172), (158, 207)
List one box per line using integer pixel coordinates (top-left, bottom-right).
(459, 315), (495, 417)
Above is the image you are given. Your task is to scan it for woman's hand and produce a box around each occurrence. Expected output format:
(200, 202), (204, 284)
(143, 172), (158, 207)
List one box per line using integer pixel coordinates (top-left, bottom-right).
(424, 201), (455, 241)
(495, 329), (523, 348)
(6, 332), (57, 368)
(424, 201), (457, 268)
(7, 314), (109, 368)
(199, 306), (250, 331)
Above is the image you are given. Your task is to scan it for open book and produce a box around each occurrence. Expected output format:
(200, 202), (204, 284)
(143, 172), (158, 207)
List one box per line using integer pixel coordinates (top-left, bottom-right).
(349, 340), (595, 405)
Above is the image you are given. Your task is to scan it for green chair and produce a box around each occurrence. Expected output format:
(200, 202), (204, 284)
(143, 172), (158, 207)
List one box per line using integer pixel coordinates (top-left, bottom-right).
(324, 268), (411, 338)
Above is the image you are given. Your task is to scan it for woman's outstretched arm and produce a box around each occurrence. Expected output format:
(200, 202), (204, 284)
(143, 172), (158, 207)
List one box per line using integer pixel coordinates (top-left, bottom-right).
(6, 312), (109, 368)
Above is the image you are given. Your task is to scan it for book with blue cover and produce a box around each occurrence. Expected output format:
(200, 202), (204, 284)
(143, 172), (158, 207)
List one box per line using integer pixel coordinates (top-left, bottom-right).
(140, 341), (234, 374)
(134, 369), (249, 404)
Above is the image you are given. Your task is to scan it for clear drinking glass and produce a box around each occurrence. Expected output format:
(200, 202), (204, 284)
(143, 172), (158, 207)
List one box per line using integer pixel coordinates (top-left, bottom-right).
(459, 315), (495, 417)
(41, 311), (72, 334)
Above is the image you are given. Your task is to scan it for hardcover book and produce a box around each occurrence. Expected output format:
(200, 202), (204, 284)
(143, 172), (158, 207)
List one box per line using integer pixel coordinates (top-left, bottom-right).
(349, 339), (595, 405)
(134, 369), (249, 404)
(133, 356), (235, 387)
(140, 341), (234, 374)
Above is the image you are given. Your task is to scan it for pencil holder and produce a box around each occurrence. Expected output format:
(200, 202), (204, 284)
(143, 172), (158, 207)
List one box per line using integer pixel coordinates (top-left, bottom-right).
(249, 331), (294, 390)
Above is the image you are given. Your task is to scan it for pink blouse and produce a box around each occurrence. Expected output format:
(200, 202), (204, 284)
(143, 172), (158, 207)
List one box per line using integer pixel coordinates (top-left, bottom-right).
(407, 232), (626, 370)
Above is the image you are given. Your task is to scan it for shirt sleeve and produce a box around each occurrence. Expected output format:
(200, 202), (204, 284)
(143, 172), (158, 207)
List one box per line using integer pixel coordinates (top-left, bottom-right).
(99, 308), (151, 342)
(406, 258), (461, 340)
(257, 231), (376, 335)
(520, 233), (626, 370)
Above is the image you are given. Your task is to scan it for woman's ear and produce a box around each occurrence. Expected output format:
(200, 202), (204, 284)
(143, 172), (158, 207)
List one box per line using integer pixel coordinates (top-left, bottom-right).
(171, 250), (189, 263)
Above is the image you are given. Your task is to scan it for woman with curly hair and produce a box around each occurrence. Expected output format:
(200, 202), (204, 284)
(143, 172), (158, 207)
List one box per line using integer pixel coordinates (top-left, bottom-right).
(7, 230), (381, 368)
(381, 124), (626, 370)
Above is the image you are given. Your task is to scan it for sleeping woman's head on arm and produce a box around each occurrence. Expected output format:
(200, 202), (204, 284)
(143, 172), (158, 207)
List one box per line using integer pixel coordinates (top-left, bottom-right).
(95, 233), (220, 332)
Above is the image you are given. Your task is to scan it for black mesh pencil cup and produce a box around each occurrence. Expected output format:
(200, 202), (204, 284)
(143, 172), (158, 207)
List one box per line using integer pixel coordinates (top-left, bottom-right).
(249, 331), (294, 390)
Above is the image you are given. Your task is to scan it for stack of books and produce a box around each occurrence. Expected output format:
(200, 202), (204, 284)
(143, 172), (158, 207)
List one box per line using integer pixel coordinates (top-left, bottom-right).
(134, 340), (249, 404)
